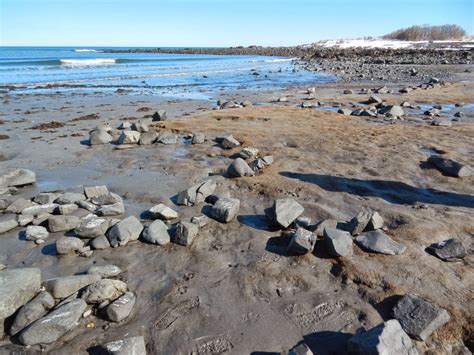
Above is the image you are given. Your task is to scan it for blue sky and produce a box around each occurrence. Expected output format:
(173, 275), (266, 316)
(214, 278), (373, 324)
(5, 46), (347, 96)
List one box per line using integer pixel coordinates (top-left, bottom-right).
(1, 0), (472, 47)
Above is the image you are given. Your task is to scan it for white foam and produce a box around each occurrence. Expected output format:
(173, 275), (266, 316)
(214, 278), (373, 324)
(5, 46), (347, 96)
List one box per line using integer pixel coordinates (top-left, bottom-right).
(60, 59), (116, 65)
(74, 49), (98, 52)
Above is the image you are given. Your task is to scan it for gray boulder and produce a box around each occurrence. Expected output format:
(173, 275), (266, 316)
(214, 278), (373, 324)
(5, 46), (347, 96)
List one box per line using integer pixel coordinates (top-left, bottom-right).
(177, 179), (217, 206)
(142, 220), (170, 245)
(427, 238), (466, 261)
(379, 105), (404, 117)
(210, 197), (240, 223)
(25, 226), (49, 242)
(323, 227), (353, 257)
(81, 279), (127, 304)
(249, 156), (273, 172)
(313, 219), (338, 237)
(84, 185), (109, 199)
(131, 120), (149, 133)
(56, 203), (78, 215)
(432, 118), (452, 127)
(0, 214), (19, 234)
(139, 131), (158, 145)
(348, 319), (418, 355)
(105, 292), (136, 322)
(118, 130), (141, 144)
(0, 268), (41, 320)
(10, 291), (55, 336)
(17, 214), (34, 227)
(149, 204), (178, 220)
(227, 158), (255, 177)
(366, 212), (384, 230)
(348, 211), (371, 236)
(368, 95), (383, 104)
(237, 147), (259, 159)
(48, 215), (81, 232)
(96, 336), (147, 355)
(338, 108), (353, 115)
(97, 201), (125, 216)
(172, 221), (199, 246)
(428, 155), (473, 177)
(56, 236), (84, 255)
(0, 169), (36, 188)
(192, 132), (205, 144)
(5, 197), (35, 214)
(268, 198), (304, 229)
(55, 192), (86, 205)
(220, 135), (240, 149)
(191, 215), (209, 228)
(89, 129), (113, 145)
(91, 235), (111, 249)
(22, 203), (58, 216)
(43, 274), (101, 299)
(87, 265), (122, 278)
(355, 230), (406, 255)
(152, 110), (167, 121)
(393, 294), (450, 341)
(107, 216), (143, 247)
(157, 131), (177, 144)
(74, 215), (109, 238)
(287, 228), (317, 255)
(18, 299), (87, 345)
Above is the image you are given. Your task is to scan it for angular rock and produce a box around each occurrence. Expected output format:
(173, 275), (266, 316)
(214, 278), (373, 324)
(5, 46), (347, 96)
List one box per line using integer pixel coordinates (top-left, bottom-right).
(427, 238), (466, 261)
(172, 221), (199, 246)
(324, 227), (353, 257)
(131, 120), (149, 133)
(91, 235), (111, 250)
(220, 135), (240, 149)
(149, 204), (178, 220)
(0, 214), (19, 234)
(22, 203), (58, 216)
(55, 192), (86, 205)
(192, 132), (205, 144)
(56, 203), (78, 215)
(393, 294), (450, 341)
(107, 216), (143, 247)
(428, 155), (473, 177)
(177, 179), (216, 206)
(89, 129), (113, 145)
(338, 108), (353, 115)
(56, 236), (84, 255)
(142, 220), (170, 245)
(48, 215), (81, 232)
(348, 319), (417, 355)
(96, 336), (147, 355)
(87, 265), (122, 278)
(348, 211), (371, 236)
(5, 197), (35, 214)
(313, 219), (338, 237)
(268, 198), (304, 229)
(104, 292), (136, 323)
(249, 156), (273, 172)
(191, 215), (209, 228)
(118, 130), (141, 145)
(366, 212), (384, 231)
(227, 158), (255, 177)
(0, 268), (41, 320)
(75, 215), (109, 238)
(81, 279), (127, 304)
(356, 230), (406, 255)
(368, 95), (383, 104)
(84, 185), (109, 200)
(379, 105), (404, 117)
(237, 147), (259, 160)
(43, 274), (101, 299)
(97, 201), (125, 216)
(76, 200), (98, 212)
(210, 197), (240, 223)
(0, 169), (36, 188)
(17, 214), (34, 227)
(25, 226), (49, 242)
(18, 299), (87, 345)
(10, 291), (55, 336)
(287, 228), (317, 255)
(152, 110), (167, 121)
(139, 131), (158, 145)
(157, 131), (177, 145)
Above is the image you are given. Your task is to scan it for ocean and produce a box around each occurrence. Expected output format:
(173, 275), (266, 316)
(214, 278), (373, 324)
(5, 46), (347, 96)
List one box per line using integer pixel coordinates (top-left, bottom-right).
(0, 47), (335, 99)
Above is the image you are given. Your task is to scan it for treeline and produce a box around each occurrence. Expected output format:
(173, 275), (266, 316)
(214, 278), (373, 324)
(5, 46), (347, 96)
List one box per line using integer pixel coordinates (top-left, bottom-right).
(384, 25), (466, 41)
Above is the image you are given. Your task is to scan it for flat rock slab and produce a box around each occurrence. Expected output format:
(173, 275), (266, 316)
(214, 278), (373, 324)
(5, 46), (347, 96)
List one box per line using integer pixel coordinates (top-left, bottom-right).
(393, 293), (450, 341)
(10, 291), (55, 336)
(87, 265), (122, 278)
(149, 204), (178, 220)
(0, 169), (36, 188)
(18, 299), (87, 345)
(427, 238), (467, 261)
(0, 268), (41, 320)
(356, 230), (406, 255)
(268, 198), (304, 229)
(348, 319), (418, 355)
(95, 336), (147, 355)
(43, 273), (101, 299)
(428, 155), (473, 177)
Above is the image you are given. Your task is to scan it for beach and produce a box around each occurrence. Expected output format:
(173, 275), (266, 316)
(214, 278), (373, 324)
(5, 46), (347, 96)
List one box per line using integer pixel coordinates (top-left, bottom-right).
(0, 45), (473, 354)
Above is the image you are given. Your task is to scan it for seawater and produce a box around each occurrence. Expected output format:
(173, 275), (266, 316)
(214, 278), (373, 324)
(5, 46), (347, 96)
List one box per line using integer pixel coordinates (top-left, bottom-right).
(0, 47), (335, 98)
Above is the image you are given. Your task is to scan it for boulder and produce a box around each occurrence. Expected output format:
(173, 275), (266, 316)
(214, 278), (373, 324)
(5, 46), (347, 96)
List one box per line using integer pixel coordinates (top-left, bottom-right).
(91, 193), (122, 206)
(210, 197), (240, 223)
(142, 220), (170, 245)
(22, 203), (58, 216)
(0, 169), (36, 188)
(107, 216), (143, 247)
(355, 230), (406, 255)
(43, 274), (101, 299)
(76, 200), (97, 212)
(81, 279), (127, 304)
(268, 198), (304, 229)
(432, 118), (452, 127)
(104, 292), (136, 323)
(343, 89), (355, 94)
(220, 135), (240, 149)
(131, 120), (149, 133)
(91, 235), (111, 250)
(367, 95), (383, 104)
(313, 219), (338, 237)
(87, 265), (122, 278)
(74, 215), (109, 238)
(0, 268), (41, 320)
(427, 238), (466, 261)
(152, 110), (167, 121)
(89, 129), (113, 145)
(379, 105), (404, 117)
(17, 214), (34, 227)
(56, 203), (78, 215)
(428, 155), (473, 177)
(56, 236), (84, 255)
(97, 201), (125, 216)
(323, 227), (353, 257)
(237, 147), (259, 160)
(338, 108), (353, 115)
(393, 294), (450, 341)
(0, 214), (19, 234)
(18, 299), (87, 345)
(84, 185), (109, 199)
(248, 156), (273, 172)
(157, 132), (177, 144)
(55, 192), (86, 205)
(139, 131), (158, 145)
(191, 215), (209, 228)
(348, 211), (371, 236)
(287, 228), (317, 255)
(5, 197), (35, 214)
(192, 132), (205, 144)
(366, 212), (384, 230)
(348, 320), (417, 355)
(177, 179), (216, 206)
(96, 336), (147, 355)
(48, 215), (81, 232)
(149, 204), (178, 220)
(118, 130), (141, 144)
(227, 158), (255, 177)
(172, 221), (199, 246)
(25, 226), (49, 242)
(10, 291), (55, 336)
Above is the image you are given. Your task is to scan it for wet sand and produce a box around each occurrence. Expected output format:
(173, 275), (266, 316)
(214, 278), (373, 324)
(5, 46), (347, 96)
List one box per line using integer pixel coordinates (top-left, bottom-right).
(0, 72), (473, 353)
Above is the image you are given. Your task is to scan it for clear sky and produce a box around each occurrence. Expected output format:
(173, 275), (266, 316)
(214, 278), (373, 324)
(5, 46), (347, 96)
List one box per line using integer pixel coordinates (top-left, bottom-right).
(1, 0), (472, 47)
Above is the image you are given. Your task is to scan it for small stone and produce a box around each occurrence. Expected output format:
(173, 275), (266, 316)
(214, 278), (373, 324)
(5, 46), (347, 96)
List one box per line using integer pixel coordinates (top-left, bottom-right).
(338, 108), (353, 115)
(343, 89), (355, 94)
(323, 227), (353, 257)
(84, 185), (109, 199)
(356, 230), (406, 255)
(25, 225), (49, 242)
(348, 211), (371, 236)
(366, 211), (384, 230)
(107, 216), (143, 247)
(91, 192), (122, 206)
(220, 135), (240, 149)
(97, 336), (147, 355)
(91, 235), (111, 249)
(172, 221), (199, 246)
(157, 131), (177, 144)
(427, 238), (466, 261)
(0, 169), (36, 187)
(210, 197), (240, 223)
(48, 215), (81, 232)
(287, 228), (317, 255)
(432, 118), (452, 127)
(105, 292), (136, 322)
(192, 132), (205, 144)
(428, 155), (473, 177)
(89, 129), (113, 145)
(56, 236), (84, 254)
(237, 147), (259, 159)
(0, 214), (19, 234)
(227, 158), (255, 177)
(43, 274), (101, 299)
(148, 204), (178, 220)
(268, 198), (304, 229)
(10, 291), (55, 336)
(142, 220), (170, 245)
(348, 319), (417, 355)
(152, 110), (167, 121)
(379, 105), (404, 117)
(393, 293), (450, 341)
(139, 131), (158, 145)
(118, 130), (141, 144)
(81, 279), (127, 304)
(87, 265), (122, 278)
(177, 179), (216, 206)
(248, 156), (273, 172)
(289, 342), (313, 355)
